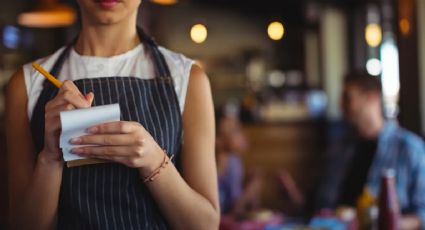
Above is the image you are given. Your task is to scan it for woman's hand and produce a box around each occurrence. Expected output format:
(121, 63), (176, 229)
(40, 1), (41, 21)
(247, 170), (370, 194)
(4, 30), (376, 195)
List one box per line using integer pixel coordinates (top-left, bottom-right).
(41, 80), (94, 162)
(70, 121), (165, 177)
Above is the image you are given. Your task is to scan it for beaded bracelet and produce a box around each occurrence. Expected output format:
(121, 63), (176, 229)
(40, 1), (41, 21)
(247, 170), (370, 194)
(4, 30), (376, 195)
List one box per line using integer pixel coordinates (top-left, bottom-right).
(143, 150), (173, 183)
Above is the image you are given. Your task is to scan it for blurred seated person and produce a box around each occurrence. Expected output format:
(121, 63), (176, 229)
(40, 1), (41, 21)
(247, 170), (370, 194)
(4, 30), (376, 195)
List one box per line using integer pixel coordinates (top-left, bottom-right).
(316, 72), (425, 229)
(216, 111), (262, 216)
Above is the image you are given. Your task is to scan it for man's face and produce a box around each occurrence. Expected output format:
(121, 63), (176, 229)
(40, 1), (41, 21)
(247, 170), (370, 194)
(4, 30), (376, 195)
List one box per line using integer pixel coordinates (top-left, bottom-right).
(342, 83), (369, 125)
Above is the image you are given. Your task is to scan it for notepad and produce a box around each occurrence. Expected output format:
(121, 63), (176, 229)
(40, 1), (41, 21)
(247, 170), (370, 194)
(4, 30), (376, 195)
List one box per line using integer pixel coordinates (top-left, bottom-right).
(60, 103), (121, 167)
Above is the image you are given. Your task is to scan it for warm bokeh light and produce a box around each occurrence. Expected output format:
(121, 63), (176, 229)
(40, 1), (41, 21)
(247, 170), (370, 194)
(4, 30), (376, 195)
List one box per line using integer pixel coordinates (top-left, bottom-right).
(18, 4), (76, 28)
(399, 18), (411, 36)
(365, 23), (382, 47)
(190, 24), (208, 44)
(150, 0), (178, 5)
(267, 21), (285, 41)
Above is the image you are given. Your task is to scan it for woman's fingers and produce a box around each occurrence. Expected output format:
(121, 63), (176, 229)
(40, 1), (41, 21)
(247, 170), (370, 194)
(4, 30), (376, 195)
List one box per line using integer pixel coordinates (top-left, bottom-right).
(69, 121), (161, 169)
(63, 81), (94, 105)
(46, 81), (93, 109)
(46, 103), (76, 117)
(88, 121), (142, 134)
(92, 155), (141, 168)
(72, 145), (140, 158)
(59, 80), (83, 97)
(46, 90), (90, 109)
(69, 121), (153, 168)
(45, 103), (76, 130)
(62, 90), (92, 108)
(42, 80), (93, 155)
(85, 92), (94, 105)
(71, 133), (140, 146)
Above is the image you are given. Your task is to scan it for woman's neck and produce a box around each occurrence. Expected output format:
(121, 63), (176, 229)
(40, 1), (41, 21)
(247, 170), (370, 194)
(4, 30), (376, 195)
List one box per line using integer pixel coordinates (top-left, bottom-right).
(74, 20), (140, 57)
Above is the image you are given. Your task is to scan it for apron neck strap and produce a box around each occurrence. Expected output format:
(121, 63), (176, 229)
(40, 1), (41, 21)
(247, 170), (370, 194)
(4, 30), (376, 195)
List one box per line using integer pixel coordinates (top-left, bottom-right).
(136, 27), (171, 78)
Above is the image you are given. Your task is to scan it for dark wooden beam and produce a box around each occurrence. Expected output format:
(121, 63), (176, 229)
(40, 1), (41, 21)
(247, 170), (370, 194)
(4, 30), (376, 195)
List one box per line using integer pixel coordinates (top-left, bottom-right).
(397, 0), (421, 135)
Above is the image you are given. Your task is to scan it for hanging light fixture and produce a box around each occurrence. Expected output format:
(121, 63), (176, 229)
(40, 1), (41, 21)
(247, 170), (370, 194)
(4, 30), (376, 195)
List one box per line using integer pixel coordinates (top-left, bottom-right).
(150, 0), (178, 5)
(267, 21), (285, 41)
(18, 0), (76, 28)
(190, 24), (208, 44)
(365, 23), (382, 47)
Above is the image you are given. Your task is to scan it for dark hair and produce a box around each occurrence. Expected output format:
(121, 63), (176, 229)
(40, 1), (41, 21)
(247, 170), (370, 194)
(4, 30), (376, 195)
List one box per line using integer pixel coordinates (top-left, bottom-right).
(344, 71), (382, 93)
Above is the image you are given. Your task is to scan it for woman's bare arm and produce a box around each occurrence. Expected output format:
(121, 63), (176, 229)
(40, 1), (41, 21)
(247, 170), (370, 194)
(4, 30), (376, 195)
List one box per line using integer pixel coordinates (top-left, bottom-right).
(6, 71), (92, 229)
(145, 64), (220, 229)
(6, 69), (63, 229)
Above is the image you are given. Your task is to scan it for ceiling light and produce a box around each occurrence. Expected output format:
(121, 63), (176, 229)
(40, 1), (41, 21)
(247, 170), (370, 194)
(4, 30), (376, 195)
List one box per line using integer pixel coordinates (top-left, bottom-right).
(18, 0), (76, 28)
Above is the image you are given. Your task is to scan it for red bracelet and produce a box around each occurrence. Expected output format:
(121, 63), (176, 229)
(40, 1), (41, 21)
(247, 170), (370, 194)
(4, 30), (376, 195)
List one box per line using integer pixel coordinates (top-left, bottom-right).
(143, 150), (173, 183)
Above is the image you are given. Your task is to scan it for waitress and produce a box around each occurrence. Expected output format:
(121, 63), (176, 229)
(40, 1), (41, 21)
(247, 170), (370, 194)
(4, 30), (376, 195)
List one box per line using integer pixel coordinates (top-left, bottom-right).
(5, 0), (219, 229)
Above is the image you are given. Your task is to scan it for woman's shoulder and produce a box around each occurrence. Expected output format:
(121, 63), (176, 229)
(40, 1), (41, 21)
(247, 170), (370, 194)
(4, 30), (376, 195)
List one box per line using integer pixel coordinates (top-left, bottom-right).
(21, 46), (67, 118)
(157, 46), (194, 76)
(156, 47), (196, 113)
(157, 46), (192, 62)
(22, 46), (67, 82)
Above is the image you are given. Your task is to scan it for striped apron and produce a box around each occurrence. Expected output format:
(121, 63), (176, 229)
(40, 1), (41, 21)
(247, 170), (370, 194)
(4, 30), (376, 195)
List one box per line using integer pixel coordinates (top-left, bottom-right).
(30, 28), (182, 229)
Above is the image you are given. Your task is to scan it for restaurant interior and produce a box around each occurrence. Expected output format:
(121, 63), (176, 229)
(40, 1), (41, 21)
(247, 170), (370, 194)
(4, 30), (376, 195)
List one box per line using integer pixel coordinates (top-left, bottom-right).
(1, 0), (425, 229)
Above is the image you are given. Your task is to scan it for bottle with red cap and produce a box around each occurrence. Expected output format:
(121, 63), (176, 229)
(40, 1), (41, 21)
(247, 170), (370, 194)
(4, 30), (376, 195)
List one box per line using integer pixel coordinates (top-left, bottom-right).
(378, 169), (400, 230)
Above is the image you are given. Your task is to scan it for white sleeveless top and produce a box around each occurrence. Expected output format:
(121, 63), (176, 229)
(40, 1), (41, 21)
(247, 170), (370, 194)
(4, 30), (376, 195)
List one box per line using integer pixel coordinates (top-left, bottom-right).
(23, 44), (194, 119)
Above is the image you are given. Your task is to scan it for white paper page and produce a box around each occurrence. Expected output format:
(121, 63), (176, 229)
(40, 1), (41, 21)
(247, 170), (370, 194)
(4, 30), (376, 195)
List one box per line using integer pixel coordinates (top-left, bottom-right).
(59, 103), (120, 161)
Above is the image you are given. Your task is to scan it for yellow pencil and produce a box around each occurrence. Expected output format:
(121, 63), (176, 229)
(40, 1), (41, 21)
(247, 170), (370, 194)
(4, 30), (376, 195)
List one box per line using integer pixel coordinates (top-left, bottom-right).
(32, 62), (63, 88)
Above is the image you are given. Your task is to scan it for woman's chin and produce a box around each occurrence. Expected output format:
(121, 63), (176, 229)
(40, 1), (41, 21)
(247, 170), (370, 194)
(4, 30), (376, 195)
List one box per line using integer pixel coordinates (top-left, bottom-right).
(87, 13), (124, 25)
(97, 17), (121, 25)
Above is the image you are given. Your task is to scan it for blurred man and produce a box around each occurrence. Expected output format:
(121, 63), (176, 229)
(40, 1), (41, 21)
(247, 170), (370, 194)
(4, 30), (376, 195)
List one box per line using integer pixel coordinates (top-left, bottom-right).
(317, 72), (425, 229)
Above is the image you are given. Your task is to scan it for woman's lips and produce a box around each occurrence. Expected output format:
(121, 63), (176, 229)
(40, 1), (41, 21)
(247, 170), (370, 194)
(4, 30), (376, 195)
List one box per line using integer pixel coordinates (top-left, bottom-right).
(97, 0), (119, 9)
